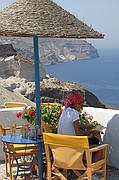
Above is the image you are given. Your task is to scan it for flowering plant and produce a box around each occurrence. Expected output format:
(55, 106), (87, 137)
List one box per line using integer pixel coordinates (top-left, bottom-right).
(79, 110), (105, 134)
(16, 106), (36, 126)
(16, 103), (63, 128)
(79, 111), (98, 127)
(79, 110), (105, 143)
(41, 103), (62, 129)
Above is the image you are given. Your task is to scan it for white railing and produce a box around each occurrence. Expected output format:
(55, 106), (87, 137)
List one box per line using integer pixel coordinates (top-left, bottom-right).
(0, 106), (119, 169)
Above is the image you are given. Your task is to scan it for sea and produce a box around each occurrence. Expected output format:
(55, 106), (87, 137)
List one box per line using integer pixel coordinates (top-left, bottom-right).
(45, 48), (119, 108)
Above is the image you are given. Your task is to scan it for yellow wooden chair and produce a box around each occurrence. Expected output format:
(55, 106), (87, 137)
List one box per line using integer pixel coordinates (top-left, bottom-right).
(4, 102), (27, 108)
(42, 121), (57, 134)
(0, 125), (24, 177)
(42, 121), (52, 133)
(0, 125), (38, 180)
(41, 102), (60, 106)
(43, 133), (109, 180)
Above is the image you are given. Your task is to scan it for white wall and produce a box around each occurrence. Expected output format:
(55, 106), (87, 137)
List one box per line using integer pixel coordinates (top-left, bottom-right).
(84, 107), (119, 169)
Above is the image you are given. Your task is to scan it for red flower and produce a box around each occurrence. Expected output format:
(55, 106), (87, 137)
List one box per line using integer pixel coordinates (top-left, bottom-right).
(16, 106), (37, 126)
(34, 117), (37, 121)
(16, 111), (22, 118)
(29, 110), (36, 116)
(88, 115), (93, 121)
(47, 103), (50, 110)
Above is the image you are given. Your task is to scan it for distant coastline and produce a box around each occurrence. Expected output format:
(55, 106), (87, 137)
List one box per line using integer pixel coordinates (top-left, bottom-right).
(0, 37), (99, 66)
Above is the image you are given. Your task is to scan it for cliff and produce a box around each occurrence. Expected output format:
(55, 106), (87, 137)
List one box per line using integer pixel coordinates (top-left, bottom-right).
(0, 44), (46, 81)
(0, 75), (106, 109)
(0, 37), (99, 66)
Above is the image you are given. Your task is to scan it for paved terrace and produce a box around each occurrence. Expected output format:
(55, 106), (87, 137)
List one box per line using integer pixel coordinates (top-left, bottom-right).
(0, 160), (119, 179)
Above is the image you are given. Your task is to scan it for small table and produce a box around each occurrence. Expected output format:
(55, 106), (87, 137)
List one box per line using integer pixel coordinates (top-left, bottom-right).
(1, 134), (43, 180)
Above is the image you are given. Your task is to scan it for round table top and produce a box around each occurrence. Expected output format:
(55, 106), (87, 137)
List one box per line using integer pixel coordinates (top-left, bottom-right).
(1, 134), (43, 144)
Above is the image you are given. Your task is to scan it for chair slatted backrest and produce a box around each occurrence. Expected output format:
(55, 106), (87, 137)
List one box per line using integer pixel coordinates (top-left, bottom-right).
(42, 121), (52, 133)
(43, 133), (90, 170)
(4, 101), (27, 108)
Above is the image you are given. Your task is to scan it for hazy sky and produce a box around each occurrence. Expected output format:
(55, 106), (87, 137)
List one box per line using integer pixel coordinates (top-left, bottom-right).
(0, 0), (119, 50)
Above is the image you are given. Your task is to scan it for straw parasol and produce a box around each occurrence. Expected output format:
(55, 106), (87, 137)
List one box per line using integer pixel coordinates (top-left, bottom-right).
(0, 0), (104, 179)
(0, 0), (104, 39)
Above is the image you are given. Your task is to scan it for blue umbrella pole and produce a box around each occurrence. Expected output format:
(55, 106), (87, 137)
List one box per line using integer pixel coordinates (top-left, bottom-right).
(33, 36), (43, 180)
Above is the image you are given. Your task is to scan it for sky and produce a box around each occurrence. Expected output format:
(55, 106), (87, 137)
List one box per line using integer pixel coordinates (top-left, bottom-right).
(0, 0), (119, 51)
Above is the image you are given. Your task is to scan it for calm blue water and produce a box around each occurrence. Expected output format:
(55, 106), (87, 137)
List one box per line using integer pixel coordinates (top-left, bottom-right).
(45, 49), (119, 107)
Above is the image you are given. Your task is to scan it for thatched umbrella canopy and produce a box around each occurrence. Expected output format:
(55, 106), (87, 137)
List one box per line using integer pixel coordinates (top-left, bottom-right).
(0, 0), (104, 39)
(0, 0), (104, 179)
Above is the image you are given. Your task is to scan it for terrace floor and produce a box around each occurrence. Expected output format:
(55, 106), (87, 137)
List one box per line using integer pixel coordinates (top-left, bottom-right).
(0, 160), (119, 180)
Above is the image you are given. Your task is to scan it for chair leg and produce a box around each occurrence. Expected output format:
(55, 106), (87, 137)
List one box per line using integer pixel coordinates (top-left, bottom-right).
(87, 168), (92, 180)
(53, 168), (67, 180)
(73, 170), (82, 178)
(8, 154), (13, 180)
(47, 162), (52, 180)
(102, 163), (106, 180)
(62, 169), (67, 179)
(4, 153), (9, 177)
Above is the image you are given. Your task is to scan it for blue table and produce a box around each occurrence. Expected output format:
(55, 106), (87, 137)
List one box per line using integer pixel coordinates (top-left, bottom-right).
(1, 134), (43, 180)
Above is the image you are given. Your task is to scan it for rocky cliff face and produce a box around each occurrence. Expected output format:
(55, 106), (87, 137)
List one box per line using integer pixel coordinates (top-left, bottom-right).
(0, 37), (99, 66)
(40, 77), (105, 108)
(0, 43), (16, 57)
(0, 75), (106, 109)
(39, 39), (99, 65)
(0, 44), (46, 80)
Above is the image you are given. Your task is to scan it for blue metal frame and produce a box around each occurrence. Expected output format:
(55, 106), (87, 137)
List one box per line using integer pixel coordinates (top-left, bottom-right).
(3, 146), (38, 180)
(1, 135), (43, 180)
